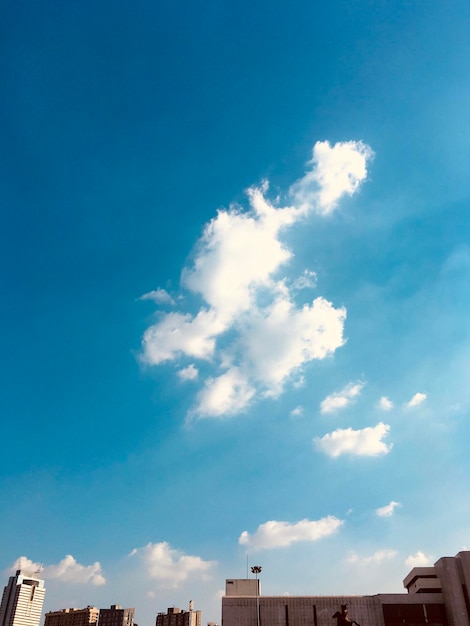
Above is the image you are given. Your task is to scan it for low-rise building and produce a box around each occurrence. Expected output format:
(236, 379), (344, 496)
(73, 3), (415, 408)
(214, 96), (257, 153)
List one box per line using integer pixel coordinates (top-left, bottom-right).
(222, 550), (470, 626)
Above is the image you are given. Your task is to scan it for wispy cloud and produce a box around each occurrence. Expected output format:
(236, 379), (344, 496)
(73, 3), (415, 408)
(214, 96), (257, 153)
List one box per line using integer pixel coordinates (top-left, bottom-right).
(378, 396), (393, 411)
(405, 550), (433, 567)
(140, 141), (373, 418)
(348, 549), (397, 564)
(290, 405), (304, 417)
(10, 555), (105, 586)
(376, 501), (401, 517)
(320, 381), (365, 414)
(139, 288), (175, 305)
(129, 542), (215, 588)
(406, 392), (427, 408)
(239, 516), (343, 550)
(314, 423), (392, 457)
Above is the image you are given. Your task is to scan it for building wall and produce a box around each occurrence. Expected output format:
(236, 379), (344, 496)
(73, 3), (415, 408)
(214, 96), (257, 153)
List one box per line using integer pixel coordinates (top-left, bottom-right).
(222, 552), (470, 626)
(99, 606), (134, 626)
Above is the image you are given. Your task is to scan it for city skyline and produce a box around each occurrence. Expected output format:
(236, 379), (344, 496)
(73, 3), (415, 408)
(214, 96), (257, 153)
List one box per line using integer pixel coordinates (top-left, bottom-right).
(2, 0), (470, 625)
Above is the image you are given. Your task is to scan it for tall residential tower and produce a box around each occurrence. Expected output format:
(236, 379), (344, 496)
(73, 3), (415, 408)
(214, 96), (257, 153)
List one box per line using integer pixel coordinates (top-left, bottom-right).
(0, 571), (46, 626)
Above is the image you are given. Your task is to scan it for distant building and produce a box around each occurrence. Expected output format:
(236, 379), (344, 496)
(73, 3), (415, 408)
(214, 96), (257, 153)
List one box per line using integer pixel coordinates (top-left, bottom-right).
(0, 570), (46, 626)
(44, 606), (99, 626)
(156, 602), (201, 626)
(222, 550), (470, 626)
(98, 605), (134, 626)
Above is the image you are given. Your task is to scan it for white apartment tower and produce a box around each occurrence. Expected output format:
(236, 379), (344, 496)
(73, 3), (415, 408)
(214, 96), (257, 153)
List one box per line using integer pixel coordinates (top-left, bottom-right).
(0, 570), (46, 626)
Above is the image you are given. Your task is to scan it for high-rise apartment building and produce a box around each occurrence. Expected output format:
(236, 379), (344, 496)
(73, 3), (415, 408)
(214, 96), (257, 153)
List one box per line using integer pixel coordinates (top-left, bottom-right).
(0, 570), (46, 626)
(99, 605), (135, 626)
(44, 606), (99, 626)
(156, 602), (201, 626)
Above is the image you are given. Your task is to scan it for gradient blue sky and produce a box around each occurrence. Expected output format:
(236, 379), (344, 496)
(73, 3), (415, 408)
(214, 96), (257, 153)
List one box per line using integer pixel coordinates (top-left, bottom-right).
(2, 0), (470, 623)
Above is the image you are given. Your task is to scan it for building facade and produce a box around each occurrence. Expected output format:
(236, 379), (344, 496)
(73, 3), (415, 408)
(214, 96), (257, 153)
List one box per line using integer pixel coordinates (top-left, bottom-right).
(44, 607), (99, 626)
(222, 551), (470, 626)
(156, 602), (201, 626)
(0, 570), (46, 626)
(98, 605), (135, 626)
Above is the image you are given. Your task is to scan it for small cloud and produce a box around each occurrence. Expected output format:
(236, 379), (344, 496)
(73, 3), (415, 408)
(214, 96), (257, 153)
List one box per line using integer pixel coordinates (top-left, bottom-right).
(293, 376), (305, 389)
(405, 551), (433, 567)
(292, 270), (317, 291)
(406, 392), (427, 408)
(139, 288), (175, 305)
(378, 396), (393, 411)
(348, 549), (397, 565)
(177, 364), (199, 381)
(376, 501), (401, 517)
(290, 405), (304, 418)
(129, 542), (215, 588)
(314, 423), (392, 458)
(10, 555), (105, 586)
(320, 381), (365, 414)
(238, 516), (343, 550)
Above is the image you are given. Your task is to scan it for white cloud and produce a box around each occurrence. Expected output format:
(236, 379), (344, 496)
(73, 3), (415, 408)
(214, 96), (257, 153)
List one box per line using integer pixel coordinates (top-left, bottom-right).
(140, 141), (373, 418)
(320, 381), (365, 414)
(10, 555), (105, 586)
(292, 269), (317, 291)
(129, 542), (215, 588)
(289, 140), (374, 215)
(177, 364), (199, 381)
(290, 405), (304, 417)
(139, 288), (175, 305)
(193, 367), (256, 418)
(239, 516), (343, 550)
(378, 396), (393, 411)
(407, 392), (427, 407)
(348, 549), (397, 565)
(314, 423), (392, 457)
(376, 501), (401, 517)
(405, 551), (433, 567)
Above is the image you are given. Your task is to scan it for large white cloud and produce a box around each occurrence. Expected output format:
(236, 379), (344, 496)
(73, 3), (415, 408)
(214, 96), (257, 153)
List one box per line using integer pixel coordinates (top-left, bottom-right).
(320, 381), (365, 414)
(129, 542), (215, 588)
(10, 555), (106, 586)
(239, 516), (343, 550)
(140, 141), (373, 418)
(314, 423), (392, 457)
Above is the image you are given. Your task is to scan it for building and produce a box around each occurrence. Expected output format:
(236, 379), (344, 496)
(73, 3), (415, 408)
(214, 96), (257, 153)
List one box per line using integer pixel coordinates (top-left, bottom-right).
(44, 607), (99, 626)
(222, 551), (470, 626)
(156, 602), (201, 626)
(0, 570), (46, 626)
(98, 605), (135, 626)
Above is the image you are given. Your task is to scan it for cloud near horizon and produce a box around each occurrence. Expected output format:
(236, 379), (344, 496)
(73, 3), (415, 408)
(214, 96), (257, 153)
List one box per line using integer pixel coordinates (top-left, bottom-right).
(140, 141), (373, 418)
(405, 551), (433, 567)
(239, 516), (343, 550)
(314, 423), (392, 457)
(10, 555), (105, 586)
(347, 549), (397, 565)
(129, 542), (215, 588)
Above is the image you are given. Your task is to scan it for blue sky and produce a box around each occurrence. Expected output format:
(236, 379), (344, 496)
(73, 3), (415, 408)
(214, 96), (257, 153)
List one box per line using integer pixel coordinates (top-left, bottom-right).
(2, 0), (470, 623)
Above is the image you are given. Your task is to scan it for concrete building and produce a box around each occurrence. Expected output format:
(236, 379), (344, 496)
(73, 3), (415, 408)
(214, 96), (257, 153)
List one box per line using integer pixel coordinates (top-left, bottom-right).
(44, 607), (99, 626)
(222, 551), (470, 626)
(0, 570), (46, 626)
(156, 602), (201, 626)
(98, 605), (134, 626)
